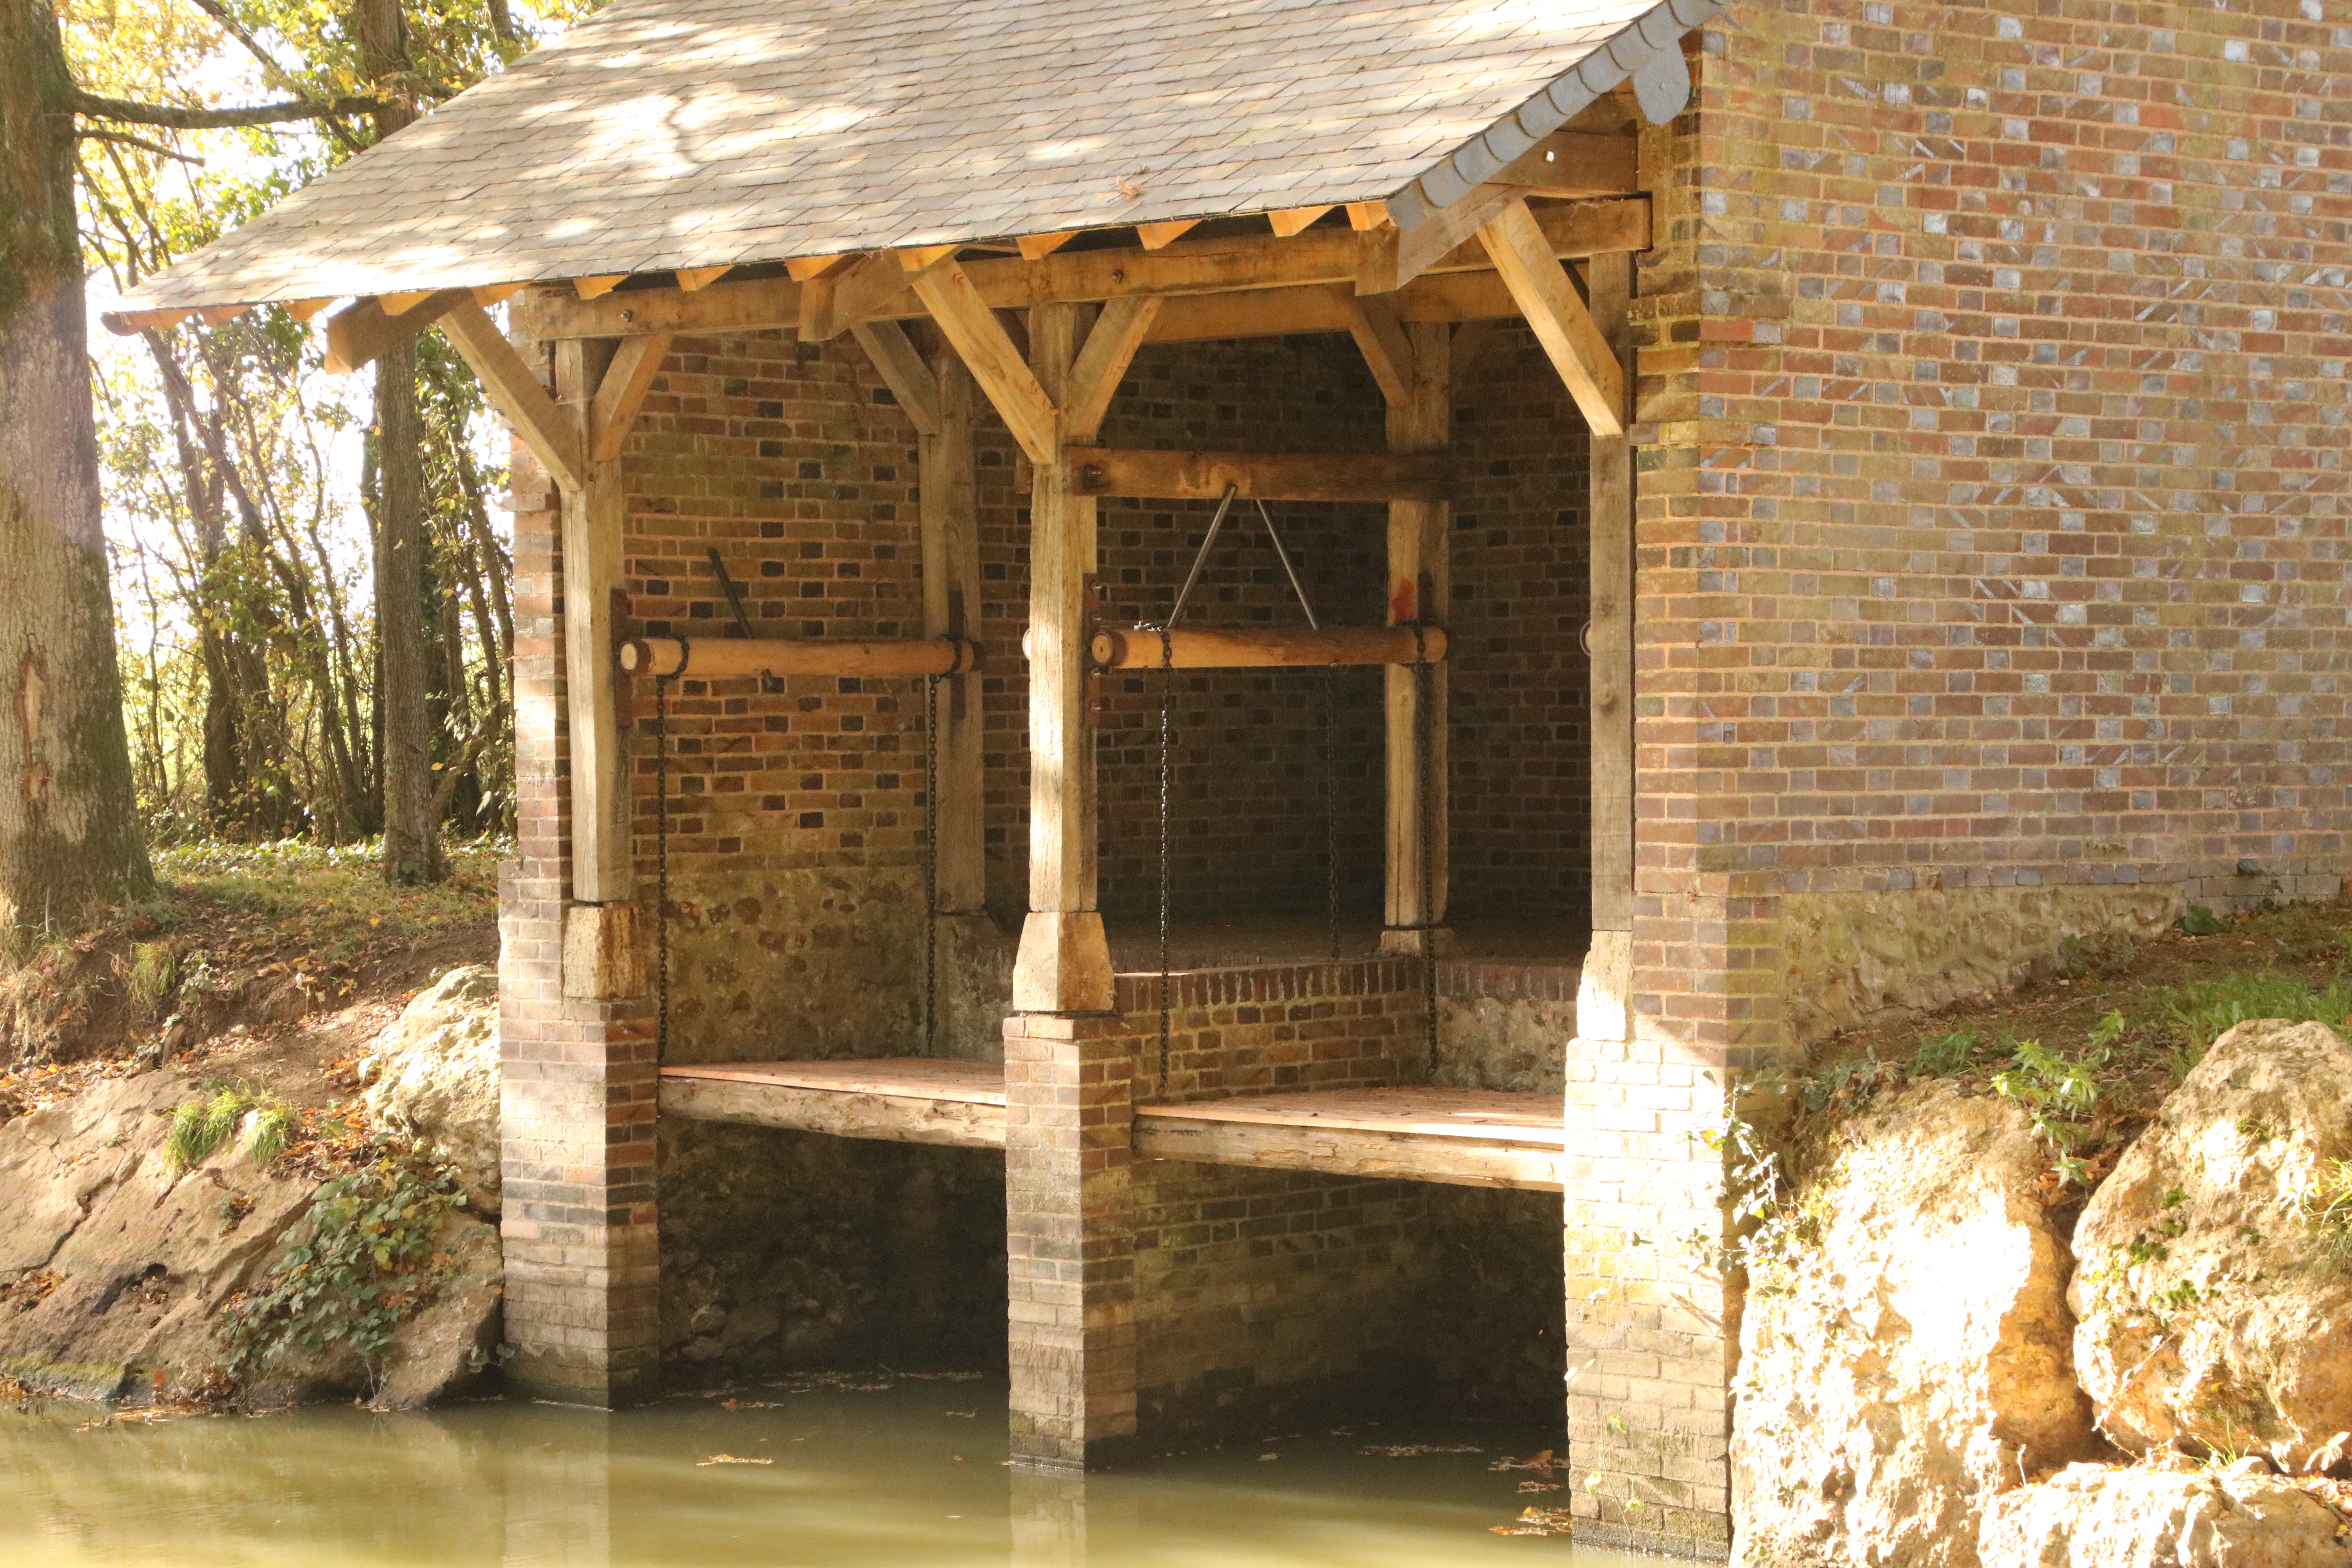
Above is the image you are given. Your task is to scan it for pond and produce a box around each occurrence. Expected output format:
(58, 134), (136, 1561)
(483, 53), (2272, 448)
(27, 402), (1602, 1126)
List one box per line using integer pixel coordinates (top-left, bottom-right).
(0, 1374), (1648, 1567)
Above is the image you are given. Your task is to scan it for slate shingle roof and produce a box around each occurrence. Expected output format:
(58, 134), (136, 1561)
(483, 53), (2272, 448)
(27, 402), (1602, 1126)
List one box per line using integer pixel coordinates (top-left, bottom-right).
(118, 0), (1724, 313)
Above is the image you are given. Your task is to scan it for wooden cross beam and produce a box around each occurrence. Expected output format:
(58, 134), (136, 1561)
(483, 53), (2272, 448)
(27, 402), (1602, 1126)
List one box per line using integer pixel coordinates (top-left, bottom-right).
(1064, 447), (1452, 503)
(1476, 197), (1625, 437)
(1089, 624), (1449, 670)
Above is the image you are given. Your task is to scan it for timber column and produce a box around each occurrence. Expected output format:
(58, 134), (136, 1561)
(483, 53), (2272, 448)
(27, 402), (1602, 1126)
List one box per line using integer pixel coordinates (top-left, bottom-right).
(906, 267), (1158, 1465)
(490, 295), (662, 1406)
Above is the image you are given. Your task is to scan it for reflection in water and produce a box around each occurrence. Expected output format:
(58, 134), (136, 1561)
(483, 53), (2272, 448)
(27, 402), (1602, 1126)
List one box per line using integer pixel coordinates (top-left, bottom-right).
(0, 1379), (1646, 1567)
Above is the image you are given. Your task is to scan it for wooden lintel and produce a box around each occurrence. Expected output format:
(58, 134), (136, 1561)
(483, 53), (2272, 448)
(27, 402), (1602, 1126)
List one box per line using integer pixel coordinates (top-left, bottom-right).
(1089, 623), (1447, 671)
(588, 332), (672, 461)
(535, 200), (1650, 340)
(1064, 446), (1452, 503)
(910, 259), (1058, 465)
(573, 274), (628, 299)
(1477, 198), (1625, 437)
(849, 320), (943, 436)
(1268, 204), (1335, 237)
(321, 287), (472, 375)
(436, 297), (586, 491)
(1136, 219), (1200, 250)
(1062, 296), (1161, 444)
(1017, 231), (1078, 260)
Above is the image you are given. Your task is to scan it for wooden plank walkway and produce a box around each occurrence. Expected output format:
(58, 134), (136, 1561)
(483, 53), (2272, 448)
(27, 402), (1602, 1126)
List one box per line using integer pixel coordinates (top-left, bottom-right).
(659, 1058), (1007, 1148)
(1135, 1087), (1564, 1191)
(660, 1060), (1563, 1188)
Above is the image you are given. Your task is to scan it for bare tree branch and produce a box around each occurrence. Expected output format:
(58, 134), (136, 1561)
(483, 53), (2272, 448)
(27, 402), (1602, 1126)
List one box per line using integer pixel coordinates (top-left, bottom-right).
(76, 127), (205, 166)
(71, 89), (382, 130)
(180, 0), (364, 153)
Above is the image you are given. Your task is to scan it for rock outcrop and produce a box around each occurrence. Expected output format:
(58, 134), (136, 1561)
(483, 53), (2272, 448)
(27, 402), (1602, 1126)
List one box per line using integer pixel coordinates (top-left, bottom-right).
(1979, 1463), (2352, 1568)
(2069, 1019), (2352, 1472)
(0, 1060), (499, 1408)
(358, 965), (500, 1212)
(1733, 1080), (2095, 1568)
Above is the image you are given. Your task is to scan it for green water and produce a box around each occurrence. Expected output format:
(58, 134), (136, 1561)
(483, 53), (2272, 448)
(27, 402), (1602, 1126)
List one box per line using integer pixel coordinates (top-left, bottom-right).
(0, 1376), (1646, 1566)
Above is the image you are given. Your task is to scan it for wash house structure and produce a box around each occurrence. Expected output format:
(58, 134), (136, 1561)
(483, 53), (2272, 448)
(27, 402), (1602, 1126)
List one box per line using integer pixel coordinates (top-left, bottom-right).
(114, 0), (2352, 1556)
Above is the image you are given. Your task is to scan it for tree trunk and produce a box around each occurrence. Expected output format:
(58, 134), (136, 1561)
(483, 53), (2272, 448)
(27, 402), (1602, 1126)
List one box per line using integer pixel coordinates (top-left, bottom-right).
(359, 0), (439, 882)
(0, 0), (154, 942)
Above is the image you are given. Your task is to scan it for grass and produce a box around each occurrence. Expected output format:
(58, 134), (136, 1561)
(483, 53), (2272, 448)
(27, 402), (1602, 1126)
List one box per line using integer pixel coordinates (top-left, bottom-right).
(151, 838), (507, 950)
(164, 1084), (300, 1171)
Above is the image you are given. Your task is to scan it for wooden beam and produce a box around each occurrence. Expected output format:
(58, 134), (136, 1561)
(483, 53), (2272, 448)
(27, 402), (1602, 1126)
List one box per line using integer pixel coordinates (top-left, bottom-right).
(799, 251), (916, 341)
(922, 348), (986, 915)
(1268, 205), (1334, 238)
(1136, 219), (1199, 250)
(556, 338), (627, 909)
(380, 289), (436, 315)
(786, 254), (846, 281)
(1065, 446), (1451, 502)
(434, 297), (585, 491)
(587, 332), (672, 462)
(1011, 301), (1111, 1013)
(1366, 131), (1642, 294)
(1586, 249), (1635, 941)
(1477, 198), (1625, 437)
(898, 243), (961, 270)
(1017, 231), (1077, 260)
(1133, 1107), (1563, 1192)
(1062, 296), (1160, 444)
(320, 287), (470, 375)
(849, 321), (943, 436)
(619, 635), (979, 680)
(909, 259), (1058, 466)
(674, 265), (731, 292)
(660, 1065), (1007, 1149)
(536, 200), (1651, 340)
(472, 283), (524, 307)
(1346, 201), (1389, 231)
(285, 298), (334, 322)
(1336, 292), (1416, 408)
(1383, 321), (1450, 940)
(1090, 624), (1447, 671)
(1139, 272), (1526, 345)
(573, 274), (627, 299)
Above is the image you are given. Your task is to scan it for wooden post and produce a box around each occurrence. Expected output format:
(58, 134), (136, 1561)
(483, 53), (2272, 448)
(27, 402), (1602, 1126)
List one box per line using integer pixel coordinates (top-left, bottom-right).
(555, 338), (644, 1001)
(924, 348), (987, 917)
(1579, 252), (1635, 1042)
(1011, 302), (1114, 1014)
(1381, 322), (1451, 947)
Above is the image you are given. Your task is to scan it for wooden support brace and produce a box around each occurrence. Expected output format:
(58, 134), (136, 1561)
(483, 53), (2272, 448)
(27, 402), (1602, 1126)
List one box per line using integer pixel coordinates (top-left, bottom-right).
(1089, 624), (1446, 670)
(437, 297), (586, 492)
(799, 252), (917, 341)
(321, 288), (471, 375)
(849, 321), (943, 437)
(1476, 198), (1626, 438)
(1336, 292), (1417, 408)
(619, 635), (980, 681)
(587, 332), (672, 461)
(1064, 446), (1452, 503)
(1362, 131), (1641, 294)
(1062, 297), (1161, 442)
(910, 260), (1059, 465)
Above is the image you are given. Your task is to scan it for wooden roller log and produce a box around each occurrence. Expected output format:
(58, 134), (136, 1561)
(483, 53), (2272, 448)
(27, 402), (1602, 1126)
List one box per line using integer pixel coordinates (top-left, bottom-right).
(1087, 624), (1447, 670)
(619, 635), (981, 679)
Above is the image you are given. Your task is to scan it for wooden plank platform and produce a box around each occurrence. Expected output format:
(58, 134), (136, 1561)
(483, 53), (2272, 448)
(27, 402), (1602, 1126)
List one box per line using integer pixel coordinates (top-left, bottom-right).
(659, 1058), (1006, 1149)
(1134, 1087), (1565, 1192)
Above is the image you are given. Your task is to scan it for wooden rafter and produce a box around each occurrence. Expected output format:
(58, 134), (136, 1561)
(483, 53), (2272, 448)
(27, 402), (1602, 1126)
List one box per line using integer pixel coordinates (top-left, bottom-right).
(587, 332), (673, 461)
(848, 320), (943, 437)
(573, 274), (627, 299)
(897, 243), (961, 270)
(538, 198), (1649, 341)
(1476, 198), (1624, 437)
(674, 265), (731, 292)
(380, 289), (436, 315)
(286, 298), (333, 322)
(907, 259), (1057, 464)
(472, 283), (524, 307)
(435, 296), (585, 491)
(1136, 219), (1199, 250)
(321, 287), (470, 374)
(1268, 205), (1334, 237)
(1346, 201), (1389, 231)
(1017, 231), (1077, 260)
(786, 254), (846, 281)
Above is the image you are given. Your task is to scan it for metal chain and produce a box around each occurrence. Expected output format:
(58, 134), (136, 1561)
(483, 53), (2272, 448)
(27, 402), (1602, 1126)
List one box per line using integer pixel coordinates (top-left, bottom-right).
(1412, 624), (1438, 1078)
(923, 672), (940, 1057)
(1324, 663), (1339, 963)
(655, 673), (672, 1060)
(1155, 628), (1175, 1096)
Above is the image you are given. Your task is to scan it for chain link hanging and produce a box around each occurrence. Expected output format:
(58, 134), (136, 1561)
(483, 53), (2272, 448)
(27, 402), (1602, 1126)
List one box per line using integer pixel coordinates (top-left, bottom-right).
(1412, 623), (1438, 1078)
(923, 672), (941, 1057)
(654, 671), (673, 1059)
(1155, 626), (1174, 1097)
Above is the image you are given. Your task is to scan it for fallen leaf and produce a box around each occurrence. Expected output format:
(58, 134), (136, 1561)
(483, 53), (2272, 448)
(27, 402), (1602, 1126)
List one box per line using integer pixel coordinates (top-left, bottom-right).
(697, 1454), (773, 1466)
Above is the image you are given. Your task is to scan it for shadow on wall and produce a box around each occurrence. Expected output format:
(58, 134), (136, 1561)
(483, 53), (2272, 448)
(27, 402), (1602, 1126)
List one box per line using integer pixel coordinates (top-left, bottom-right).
(659, 1120), (1008, 1379)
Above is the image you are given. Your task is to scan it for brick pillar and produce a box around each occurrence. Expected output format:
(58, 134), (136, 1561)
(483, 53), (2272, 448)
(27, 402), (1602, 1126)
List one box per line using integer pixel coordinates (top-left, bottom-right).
(497, 442), (661, 1406)
(1004, 1014), (1138, 1466)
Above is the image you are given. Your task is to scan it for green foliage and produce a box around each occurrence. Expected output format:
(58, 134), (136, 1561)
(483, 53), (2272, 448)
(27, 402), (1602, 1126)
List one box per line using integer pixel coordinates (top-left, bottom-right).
(164, 1084), (298, 1171)
(1910, 1028), (1980, 1078)
(1989, 1039), (2107, 1185)
(125, 939), (180, 1015)
(2177, 906), (2230, 936)
(2131, 973), (2352, 1071)
(218, 1147), (463, 1380)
